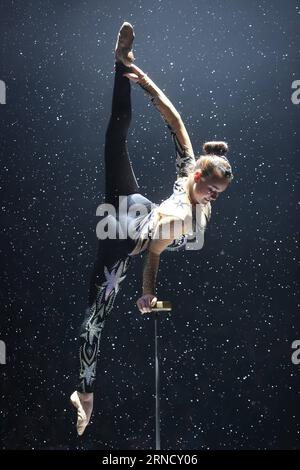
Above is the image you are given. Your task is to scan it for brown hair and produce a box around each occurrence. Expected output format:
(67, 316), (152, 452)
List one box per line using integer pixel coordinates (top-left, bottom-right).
(194, 141), (233, 181)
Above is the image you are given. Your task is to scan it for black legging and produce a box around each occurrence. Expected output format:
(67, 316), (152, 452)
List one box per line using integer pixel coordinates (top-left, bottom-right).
(77, 62), (152, 393)
(104, 62), (139, 205)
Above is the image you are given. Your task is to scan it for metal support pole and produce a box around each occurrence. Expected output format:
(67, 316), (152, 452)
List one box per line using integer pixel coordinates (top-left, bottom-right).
(150, 301), (172, 451)
(155, 313), (160, 451)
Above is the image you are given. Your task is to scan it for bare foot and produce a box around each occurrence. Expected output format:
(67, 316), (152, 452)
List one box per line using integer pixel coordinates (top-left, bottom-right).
(70, 391), (93, 436)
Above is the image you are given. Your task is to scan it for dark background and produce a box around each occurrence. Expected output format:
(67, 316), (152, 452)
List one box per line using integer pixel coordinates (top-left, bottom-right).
(0, 0), (299, 450)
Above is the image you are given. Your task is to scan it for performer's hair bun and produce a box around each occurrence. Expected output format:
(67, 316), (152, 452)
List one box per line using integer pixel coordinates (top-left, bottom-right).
(203, 141), (228, 156)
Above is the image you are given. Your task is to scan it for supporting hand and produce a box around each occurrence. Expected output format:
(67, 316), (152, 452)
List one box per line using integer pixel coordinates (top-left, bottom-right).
(137, 294), (158, 314)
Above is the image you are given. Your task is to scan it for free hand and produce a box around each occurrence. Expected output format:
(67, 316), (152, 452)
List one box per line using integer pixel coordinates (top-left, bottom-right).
(123, 64), (147, 83)
(137, 294), (158, 314)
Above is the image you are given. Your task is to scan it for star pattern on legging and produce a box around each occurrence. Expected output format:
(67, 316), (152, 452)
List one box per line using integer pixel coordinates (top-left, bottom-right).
(103, 259), (128, 301)
(80, 361), (96, 387)
(78, 257), (131, 392)
(86, 309), (105, 343)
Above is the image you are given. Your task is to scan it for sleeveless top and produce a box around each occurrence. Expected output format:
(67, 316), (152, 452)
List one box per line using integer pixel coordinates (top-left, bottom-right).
(128, 175), (210, 257)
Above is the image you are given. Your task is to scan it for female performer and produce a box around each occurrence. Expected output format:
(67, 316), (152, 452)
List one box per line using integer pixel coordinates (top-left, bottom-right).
(70, 22), (233, 435)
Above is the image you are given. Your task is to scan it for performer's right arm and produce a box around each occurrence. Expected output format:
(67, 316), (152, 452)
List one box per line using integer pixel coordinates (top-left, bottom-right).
(124, 64), (195, 176)
(137, 216), (184, 313)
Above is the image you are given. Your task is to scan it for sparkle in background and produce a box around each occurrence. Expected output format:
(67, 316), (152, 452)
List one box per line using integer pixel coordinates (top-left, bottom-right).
(0, 0), (299, 450)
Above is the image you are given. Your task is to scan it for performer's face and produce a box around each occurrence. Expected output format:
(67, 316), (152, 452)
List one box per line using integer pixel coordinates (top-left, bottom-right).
(191, 171), (229, 205)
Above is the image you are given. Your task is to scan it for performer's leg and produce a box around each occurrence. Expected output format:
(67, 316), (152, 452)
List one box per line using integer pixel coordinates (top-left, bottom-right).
(71, 239), (132, 435)
(105, 52), (139, 204)
(71, 23), (138, 436)
(79, 248), (131, 394)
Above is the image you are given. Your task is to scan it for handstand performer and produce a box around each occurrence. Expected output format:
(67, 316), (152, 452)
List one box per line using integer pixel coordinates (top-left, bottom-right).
(71, 22), (233, 435)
